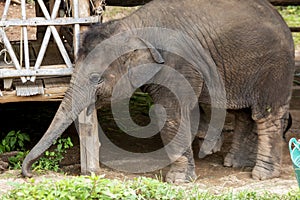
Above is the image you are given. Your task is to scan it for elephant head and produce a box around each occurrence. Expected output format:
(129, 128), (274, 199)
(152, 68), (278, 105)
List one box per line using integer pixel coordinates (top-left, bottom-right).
(21, 25), (165, 177)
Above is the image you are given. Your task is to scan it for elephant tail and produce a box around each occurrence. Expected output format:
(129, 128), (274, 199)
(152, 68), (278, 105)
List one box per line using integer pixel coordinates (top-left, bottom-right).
(283, 113), (292, 142)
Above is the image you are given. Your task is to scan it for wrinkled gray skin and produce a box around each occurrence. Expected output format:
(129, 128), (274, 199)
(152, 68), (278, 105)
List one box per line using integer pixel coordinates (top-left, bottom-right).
(22, 0), (295, 183)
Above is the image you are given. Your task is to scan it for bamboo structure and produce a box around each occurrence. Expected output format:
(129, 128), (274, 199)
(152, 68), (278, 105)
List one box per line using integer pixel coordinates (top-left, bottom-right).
(0, 0), (100, 86)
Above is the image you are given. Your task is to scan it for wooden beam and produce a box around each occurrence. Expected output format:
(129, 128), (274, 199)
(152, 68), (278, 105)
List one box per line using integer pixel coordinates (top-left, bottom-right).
(0, 85), (68, 103)
(76, 0), (101, 175)
(0, 17), (100, 27)
(0, 65), (73, 78)
(105, 0), (152, 6)
(290, 27), (300, 32)
(78, 108), (101, 175)
(269, 0), (300, 6)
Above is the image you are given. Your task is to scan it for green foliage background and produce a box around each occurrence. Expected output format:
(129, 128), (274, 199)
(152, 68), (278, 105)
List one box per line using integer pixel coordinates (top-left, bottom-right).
(278, 6), (300, 47)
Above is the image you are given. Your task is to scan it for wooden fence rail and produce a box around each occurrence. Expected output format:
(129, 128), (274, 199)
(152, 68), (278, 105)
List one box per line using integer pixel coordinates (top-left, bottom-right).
(269, 0), (300, 6)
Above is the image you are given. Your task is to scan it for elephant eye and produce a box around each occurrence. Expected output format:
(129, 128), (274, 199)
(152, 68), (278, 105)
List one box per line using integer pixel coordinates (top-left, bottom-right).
(89, 73), (103, 84)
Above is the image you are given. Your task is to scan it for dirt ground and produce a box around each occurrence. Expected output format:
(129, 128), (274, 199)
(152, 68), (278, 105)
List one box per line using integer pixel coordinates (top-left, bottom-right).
(0, 1), (300, 196)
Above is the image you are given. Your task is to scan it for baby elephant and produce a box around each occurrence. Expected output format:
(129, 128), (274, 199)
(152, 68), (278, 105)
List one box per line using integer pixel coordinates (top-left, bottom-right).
(22, 0), (295, 183)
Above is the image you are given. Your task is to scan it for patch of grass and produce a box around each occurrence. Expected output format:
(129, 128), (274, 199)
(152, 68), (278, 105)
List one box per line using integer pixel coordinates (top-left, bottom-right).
(1, 175), (299, 200)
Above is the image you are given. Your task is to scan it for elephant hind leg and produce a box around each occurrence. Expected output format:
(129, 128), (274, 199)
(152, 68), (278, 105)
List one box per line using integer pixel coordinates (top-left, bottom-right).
(224, 109), (257, 168)
(251, 105), (288, 180)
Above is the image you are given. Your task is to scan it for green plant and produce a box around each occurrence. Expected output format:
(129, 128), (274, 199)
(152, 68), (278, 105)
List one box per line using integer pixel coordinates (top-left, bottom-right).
(1, 176), (300, 200)
(32, 137), (73, 172)
(8, 151), (28, 170)
(0, 130), (30, 154)
(7, 137), (73, 172)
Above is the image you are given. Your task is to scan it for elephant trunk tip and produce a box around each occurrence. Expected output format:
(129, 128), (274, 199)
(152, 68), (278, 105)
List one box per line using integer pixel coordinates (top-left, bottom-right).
(21, 155), (35, 178)
(21, 166), (33, 178)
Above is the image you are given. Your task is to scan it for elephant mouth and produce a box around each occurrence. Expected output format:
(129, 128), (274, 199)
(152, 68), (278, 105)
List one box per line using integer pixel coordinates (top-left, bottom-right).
(95, 96), (111, 109)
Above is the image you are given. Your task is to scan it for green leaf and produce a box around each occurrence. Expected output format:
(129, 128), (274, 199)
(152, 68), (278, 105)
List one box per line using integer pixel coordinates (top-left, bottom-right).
(10, 137), (17, 149)
(7, 130), (15, 137)
(18, 140), (24, 149)
(18, 133), (24, 141)
(23, 134), (30, 142)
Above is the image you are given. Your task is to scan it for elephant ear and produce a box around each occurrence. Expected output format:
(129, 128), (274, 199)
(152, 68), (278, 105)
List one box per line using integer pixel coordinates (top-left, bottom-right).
(127, 37), (164, 88)
(136, 37), (165, 64)
(128, 64), (162, 88)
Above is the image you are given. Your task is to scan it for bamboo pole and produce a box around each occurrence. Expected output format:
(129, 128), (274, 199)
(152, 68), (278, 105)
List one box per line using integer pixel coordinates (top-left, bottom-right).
(1, 0), (11, 21)
(21, 0), (30, 80)
(73, 0), (80, 58)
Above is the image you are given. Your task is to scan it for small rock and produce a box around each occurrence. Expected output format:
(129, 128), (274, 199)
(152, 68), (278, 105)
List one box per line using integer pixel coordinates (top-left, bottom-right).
(0, 160), (9, 172)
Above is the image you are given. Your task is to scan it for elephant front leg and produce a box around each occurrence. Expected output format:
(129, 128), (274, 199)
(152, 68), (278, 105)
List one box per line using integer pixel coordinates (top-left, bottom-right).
(224, 110), (257, 168)
(251, 106), (287, 180)
(148, 86), (199, 183)
(160, 117), (197, 184)
(165, 146), (196, 183)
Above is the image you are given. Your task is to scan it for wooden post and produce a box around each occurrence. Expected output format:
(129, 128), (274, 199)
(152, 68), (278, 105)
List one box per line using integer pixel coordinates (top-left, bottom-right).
(75, 0), (101, 175)
(78, 108), (101, 174)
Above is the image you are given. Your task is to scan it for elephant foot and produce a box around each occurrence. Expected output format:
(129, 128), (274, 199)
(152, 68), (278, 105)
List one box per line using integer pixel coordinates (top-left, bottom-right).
(224, 152), (256, 168)
(251, 105), (287, 180)
(224, 132), (257, 168)
(198, 133), (224, 158)
(252, 164), (281, 180)
(166, 167), (197, 183)
(165, 156), (197, 184)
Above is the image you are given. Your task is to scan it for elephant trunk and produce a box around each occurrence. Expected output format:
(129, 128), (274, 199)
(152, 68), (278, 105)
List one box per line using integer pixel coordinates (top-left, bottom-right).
(22, 88), (88, 177)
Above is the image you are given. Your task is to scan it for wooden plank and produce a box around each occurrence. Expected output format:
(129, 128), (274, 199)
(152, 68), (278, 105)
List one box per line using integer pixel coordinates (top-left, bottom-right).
(0, 77), (70, 102)
(0, 86), (68, 103)
(43, 76), (70, 88)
